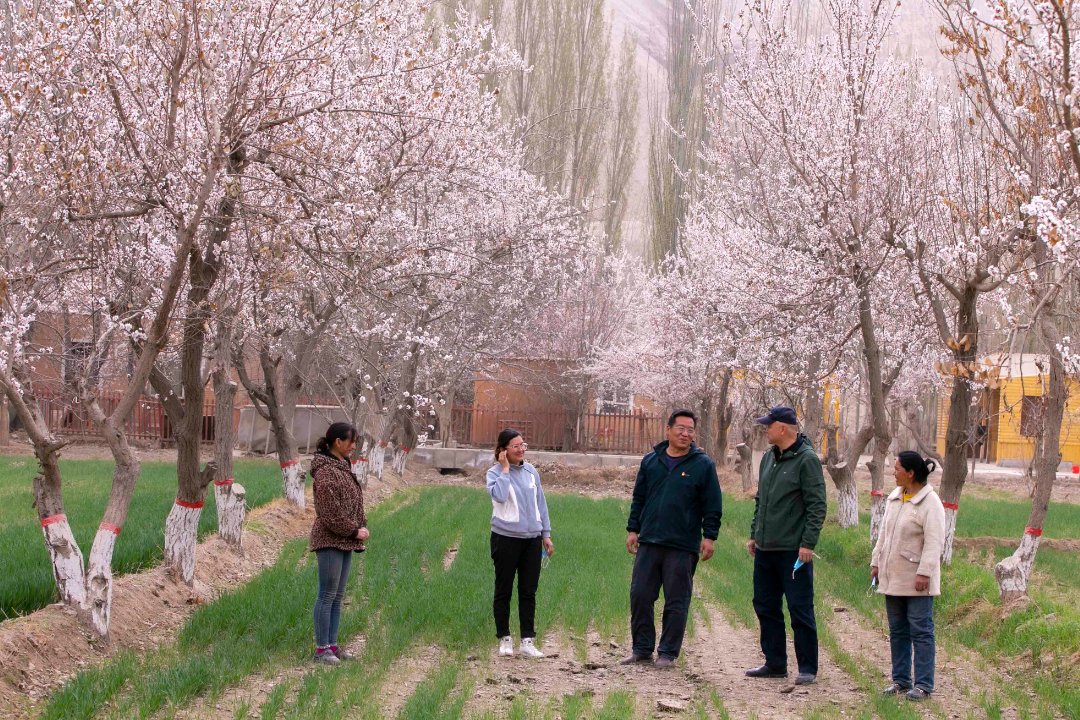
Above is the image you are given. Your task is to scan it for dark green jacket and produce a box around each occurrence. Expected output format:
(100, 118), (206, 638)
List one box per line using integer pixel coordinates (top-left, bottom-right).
(750, 435), (827, 551)
(627, 441), (723, 555)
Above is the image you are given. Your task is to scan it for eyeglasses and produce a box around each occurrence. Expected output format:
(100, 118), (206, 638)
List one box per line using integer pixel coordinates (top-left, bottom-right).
(671, 426), (696, 435)
(507, 443), (528, 450)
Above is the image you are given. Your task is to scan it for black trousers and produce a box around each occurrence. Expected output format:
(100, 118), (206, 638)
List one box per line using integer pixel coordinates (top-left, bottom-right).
(629, 543), (698, 659)
(490, 532), (542, 639)
(752, 549), (818, 675)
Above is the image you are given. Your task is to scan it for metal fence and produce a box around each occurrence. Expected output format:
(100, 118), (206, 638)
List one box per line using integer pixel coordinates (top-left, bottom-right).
(35, 391), (216, 444)
(448, 405), (665, 455)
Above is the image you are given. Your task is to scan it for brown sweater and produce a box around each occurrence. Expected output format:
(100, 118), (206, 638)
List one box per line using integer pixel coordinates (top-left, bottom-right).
(309, 453), (367, 553)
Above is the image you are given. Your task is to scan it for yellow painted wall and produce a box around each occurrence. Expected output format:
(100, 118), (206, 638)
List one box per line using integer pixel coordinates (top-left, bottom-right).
(935, 377), (1080, 465)
(993, 376), (1080, 464)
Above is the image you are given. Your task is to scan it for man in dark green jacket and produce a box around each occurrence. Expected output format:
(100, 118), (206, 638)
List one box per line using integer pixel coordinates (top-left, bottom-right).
(745, 406), (827, 685)
(623, 409), (723, 668)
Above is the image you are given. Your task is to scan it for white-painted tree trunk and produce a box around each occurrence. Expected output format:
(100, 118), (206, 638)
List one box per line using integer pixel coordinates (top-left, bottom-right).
(370, 441), (387, 481)
(994, 531), (1040, 603)
(836, 482), (859, 528)
(83, 524), (120, 638)
(870, 496), (887, 545)
(40, 515), (86, 606)
(351, 458), (369, 489)
(164, 502), (203, 585)
(826, 462), (860, 528)
(281, 460), (305, 508)
(941, 506), (958, 565)
(736, 442), (754, 492)
(391, 446), (411, 475)
(215, 480), (246, 549)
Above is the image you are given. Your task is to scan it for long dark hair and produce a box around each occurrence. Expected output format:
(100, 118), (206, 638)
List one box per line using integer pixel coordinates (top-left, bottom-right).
(494, 427), (522, 462)
(316, 422), (359, 457)
(897, 451), (936, 485)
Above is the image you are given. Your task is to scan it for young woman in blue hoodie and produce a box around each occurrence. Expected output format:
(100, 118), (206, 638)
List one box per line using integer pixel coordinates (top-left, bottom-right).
(487, 428), (554, 658)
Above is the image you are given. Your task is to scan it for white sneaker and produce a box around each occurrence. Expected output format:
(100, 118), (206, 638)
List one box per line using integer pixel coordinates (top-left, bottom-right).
(498, 636), (514, 657)
(519, 637), (545, 658)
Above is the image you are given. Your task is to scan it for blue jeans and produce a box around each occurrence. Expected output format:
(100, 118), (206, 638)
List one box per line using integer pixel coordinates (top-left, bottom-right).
(885, 595), (935, 693)
(752, 549), (818, 675)
(629, 543), (698, 660)
(314, 548), (353, 648)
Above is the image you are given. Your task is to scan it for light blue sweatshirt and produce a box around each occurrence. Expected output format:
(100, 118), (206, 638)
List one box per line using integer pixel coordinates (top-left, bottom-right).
(486, 462), (552, 539)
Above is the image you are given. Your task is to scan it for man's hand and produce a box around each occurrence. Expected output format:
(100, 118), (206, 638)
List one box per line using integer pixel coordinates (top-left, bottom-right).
(356, 527), (370, 541)
(915, 574), (930, 592)
(626, 532), (639, 555)
(746, 539), (756, 557)
(700, 538), (715, 561)
(798, 547), (814, 564)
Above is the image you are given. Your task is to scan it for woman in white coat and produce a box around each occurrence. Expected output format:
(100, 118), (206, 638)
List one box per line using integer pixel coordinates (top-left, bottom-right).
(870, 451), (946, 702)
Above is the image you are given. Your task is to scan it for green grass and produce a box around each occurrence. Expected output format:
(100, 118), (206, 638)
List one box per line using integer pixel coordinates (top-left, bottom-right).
(40, 485), (1080, 720)
(0, 454), (282, 618)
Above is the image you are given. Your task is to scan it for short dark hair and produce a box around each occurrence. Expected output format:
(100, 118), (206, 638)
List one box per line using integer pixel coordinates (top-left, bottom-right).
(667, 409), (697, 427)
(494, 427), (522, 461)
(897, 451), (936, 485)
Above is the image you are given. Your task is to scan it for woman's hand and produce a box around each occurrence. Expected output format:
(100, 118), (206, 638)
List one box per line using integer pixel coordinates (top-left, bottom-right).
(498, 449), (510, 472)
(356, 527), (370, 541)
(870, 565), (879, 582)
(914, 574), (929, 592)
(542, 537), (554, 557)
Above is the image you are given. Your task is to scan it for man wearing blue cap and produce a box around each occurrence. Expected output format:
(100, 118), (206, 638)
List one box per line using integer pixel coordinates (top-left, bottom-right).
(745, 406), (827, 686)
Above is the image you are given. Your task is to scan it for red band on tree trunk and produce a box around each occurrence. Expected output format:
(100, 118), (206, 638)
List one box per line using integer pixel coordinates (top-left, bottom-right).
(378, 441), (388, 447)
(99, 522), (121, 535)
(869, 489), (885, 497)
(401, 447), (411, 453)
(942, 502), (959, 510)
(1024, 526), (1043, 536)
(214, 478), (234, 486)
(357, 457), (367, 462)
(280, 459), (299, 468)
(175, 499), (204, 509)
(40, 513), (67, 528)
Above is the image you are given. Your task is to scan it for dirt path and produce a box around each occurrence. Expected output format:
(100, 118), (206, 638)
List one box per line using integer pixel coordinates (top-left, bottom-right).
(822, 596), (1013, 719)
(681, 603), (862, 719)
(463, 626), (704, 718)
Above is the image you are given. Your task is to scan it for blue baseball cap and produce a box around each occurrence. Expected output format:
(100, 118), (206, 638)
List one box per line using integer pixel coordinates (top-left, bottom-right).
(756, 406), (798, 426)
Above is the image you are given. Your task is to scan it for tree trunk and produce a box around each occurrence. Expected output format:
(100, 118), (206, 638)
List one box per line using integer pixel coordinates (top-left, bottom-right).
(801, 356), (825, 451)
(939, 288), (979, 564)
(736, 441), (754, 492)
(212, 371), (244, 548)
(826, 462), (859, 529)
(854, 281), (894, 544)
(351, 457), (369, 488)
(80, 418), (140, 640)
(0, 396), (9, 446)
(826, 424), (873, 529)
(714, 369), (734, 468)
(995, 320), (1064, 603)
(33, 462), (86, 607)
(867, 453), (887, 545)
(4, 378), (88, 608)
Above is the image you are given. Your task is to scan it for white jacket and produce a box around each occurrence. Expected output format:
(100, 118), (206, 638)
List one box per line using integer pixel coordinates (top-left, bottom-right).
(871, 484), (946, 596)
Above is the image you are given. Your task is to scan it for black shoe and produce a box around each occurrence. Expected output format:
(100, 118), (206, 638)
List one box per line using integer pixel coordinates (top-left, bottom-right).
(745, 664), (787, 678)
(881, 682), (910, 696)
(906, 687), (931, 701)
(619, 654), (652, 665)
(794, 673), (816, 685)
(654, 656), (676, 669)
